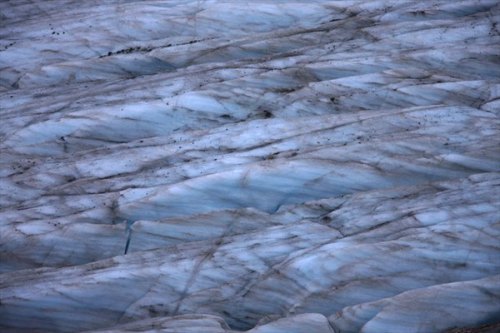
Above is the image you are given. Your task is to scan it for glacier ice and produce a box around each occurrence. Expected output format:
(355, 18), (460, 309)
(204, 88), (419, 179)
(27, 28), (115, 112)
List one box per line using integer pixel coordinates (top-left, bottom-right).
(0, 0), (499, 332)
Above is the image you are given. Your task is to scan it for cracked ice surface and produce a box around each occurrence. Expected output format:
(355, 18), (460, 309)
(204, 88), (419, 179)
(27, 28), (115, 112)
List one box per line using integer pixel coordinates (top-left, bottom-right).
(0, 1), (499, 332)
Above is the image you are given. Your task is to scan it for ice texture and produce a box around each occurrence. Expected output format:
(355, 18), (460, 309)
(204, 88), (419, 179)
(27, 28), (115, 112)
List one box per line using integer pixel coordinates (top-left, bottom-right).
(0, 0), (499, 332)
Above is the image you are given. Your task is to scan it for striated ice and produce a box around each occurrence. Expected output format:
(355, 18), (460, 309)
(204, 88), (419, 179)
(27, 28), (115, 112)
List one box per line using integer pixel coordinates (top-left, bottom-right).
(1, 0), (499, 332)
(330, 275), (500, 333)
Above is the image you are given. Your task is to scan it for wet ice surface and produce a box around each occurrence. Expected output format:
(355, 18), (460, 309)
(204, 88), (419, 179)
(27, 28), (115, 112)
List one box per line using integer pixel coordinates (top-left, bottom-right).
(0, 1), (499, 332)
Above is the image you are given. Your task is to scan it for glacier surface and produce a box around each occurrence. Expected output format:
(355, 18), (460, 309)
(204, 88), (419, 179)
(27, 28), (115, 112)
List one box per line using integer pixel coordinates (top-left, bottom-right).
(0, 1), (499, 332)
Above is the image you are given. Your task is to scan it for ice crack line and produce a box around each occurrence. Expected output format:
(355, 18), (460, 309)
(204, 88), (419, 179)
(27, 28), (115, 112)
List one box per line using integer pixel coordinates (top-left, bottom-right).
(124, 220), (135, 255)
